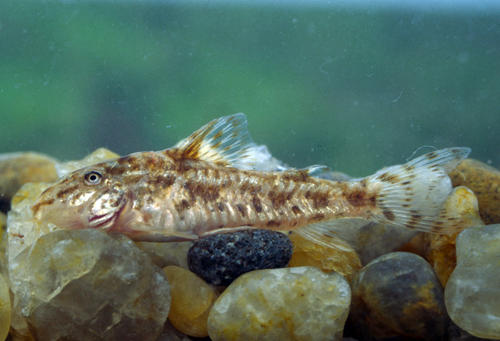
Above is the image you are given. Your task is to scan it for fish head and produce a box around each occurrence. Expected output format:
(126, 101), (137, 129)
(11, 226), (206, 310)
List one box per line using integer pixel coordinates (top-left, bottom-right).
(32, 164), (129, 231)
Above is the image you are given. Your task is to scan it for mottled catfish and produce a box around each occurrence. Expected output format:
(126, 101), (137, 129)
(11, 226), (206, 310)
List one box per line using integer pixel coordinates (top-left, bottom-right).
(32, 114), (470, 248)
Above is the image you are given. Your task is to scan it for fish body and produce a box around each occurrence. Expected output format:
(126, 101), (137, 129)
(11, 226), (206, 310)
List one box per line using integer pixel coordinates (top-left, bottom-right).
(32, 114), (470, 246)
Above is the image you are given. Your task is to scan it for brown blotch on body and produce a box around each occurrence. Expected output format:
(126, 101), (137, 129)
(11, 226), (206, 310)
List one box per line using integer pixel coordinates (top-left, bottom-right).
(313, 192), (330, 209)
(291, 205), (302, 215)
(281, 170), (310, 183)
(236, 204), (247, 217)
(312, 213), (325, 221)
(268, 190), (293, 209)
(252, 196), (263, 213)
(346, 188), (376, 208)
(183, 181), (220, 203)
(174, 199), (191, 213)
(154, 174), (176, 188)
(266, 220), (280, 227)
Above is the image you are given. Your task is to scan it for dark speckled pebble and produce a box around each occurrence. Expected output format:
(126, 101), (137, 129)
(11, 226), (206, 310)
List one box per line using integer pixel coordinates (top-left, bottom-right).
(347, 252), (449, 341)
(187, 229), (293, 286)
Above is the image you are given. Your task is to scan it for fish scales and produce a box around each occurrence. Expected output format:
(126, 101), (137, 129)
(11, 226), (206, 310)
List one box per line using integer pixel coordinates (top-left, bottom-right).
(100, 151), (369, 236)
(32, 113), (471, 247)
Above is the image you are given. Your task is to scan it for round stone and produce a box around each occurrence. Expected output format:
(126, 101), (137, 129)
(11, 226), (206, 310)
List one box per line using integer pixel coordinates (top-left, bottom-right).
(349, 252), (448, 340)
(288, 231), (361, 282)
(9, 229), (171, 341)
(207, 266), (351, 341)
(163, 265), (218, 337)
(0, 273), (11, 341)
(188, 229), (292, 286)
(445, 224), (500, 339)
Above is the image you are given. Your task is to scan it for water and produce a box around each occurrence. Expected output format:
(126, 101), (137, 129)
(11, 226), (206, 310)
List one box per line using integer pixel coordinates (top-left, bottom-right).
(1, 1), (499, 176)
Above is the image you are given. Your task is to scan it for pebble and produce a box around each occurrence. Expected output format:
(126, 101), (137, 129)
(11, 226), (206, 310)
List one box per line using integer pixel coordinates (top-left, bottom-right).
(349, 252), (448, 340)
(207, 266), (351, 341)
(136, 241), (192, 269)
(9, 229), (171, 341)
(7, 182), (58, 265)
(449, 159), (500, 224)
(424, 186), (483, 286)
(157, 321), (193, 341)
(0, 152), (58, 212)
(288, 231), (361, 282)
(55, 147), (119, 177)
(399, 186), (484, 286)
(445, 224), (500, 339)
(163, 265), (218, 337)
(354, 220), (418, 264)
(187, 229), (292, 286)
(0, 273), (11, 341)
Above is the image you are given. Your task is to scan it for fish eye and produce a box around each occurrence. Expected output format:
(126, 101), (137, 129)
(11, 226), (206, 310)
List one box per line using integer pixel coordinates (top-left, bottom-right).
(84, 171), (103, 185)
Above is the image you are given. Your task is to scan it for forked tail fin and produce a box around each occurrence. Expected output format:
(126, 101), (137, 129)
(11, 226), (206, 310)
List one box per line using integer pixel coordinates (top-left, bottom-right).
(369, 147), (471, 233)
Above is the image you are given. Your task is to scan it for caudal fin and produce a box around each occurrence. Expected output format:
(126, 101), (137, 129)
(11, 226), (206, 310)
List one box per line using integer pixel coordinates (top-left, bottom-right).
(370, 147), (471, 233)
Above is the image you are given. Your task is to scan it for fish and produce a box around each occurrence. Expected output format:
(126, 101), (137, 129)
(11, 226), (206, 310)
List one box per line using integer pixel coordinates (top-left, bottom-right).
(31, 113), (470, 248)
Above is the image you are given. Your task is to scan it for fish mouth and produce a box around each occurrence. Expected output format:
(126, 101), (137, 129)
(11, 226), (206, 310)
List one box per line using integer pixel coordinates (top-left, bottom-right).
(88, 198), (127, 230)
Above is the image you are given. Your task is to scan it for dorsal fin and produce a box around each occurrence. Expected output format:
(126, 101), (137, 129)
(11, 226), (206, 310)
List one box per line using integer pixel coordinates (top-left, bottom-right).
(172, 113), (286, 171)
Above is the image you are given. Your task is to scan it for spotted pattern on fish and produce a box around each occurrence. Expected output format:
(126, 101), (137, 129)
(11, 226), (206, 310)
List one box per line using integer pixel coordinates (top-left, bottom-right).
(31, 114), (471, 246)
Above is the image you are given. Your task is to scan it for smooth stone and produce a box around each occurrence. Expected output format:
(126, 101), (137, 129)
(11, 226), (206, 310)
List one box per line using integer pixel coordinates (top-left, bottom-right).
(7, 182), (59, 265)
(55, 148), (119, 177)
(350, 252), (448, 340)
(353, 220), (418, 264)
(188, 229), (292, 286)
(445, 224), (500, 339)
(207, 266), (351, 341)
(136, 241), (192, 269)
(0, 152), (58, 211)
(0, 273), (11, 341)
(399, 186), (484, 286)
(157, 321), (193, 341)
(163, 265), (218, 337)
(450, 159), (500, 224)
(9, 229), (170, 341)
(425, 186), (484, 286)
(288, 231), (361, 282)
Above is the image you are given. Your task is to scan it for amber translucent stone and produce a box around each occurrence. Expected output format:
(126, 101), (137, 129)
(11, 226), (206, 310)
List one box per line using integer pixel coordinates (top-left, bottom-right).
(163, 266), (218, 337)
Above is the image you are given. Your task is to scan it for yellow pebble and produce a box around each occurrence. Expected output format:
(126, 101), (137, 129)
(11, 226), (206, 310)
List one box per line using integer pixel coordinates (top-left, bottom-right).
(288, 232), (362, 282)
(425, 186), (483, 286)
(163, 266), (218, 337)
(0, 273), (11, 341)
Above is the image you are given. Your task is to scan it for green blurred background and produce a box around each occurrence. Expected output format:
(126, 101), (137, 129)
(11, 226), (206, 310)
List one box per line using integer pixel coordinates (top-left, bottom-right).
(1, 1), (499, 176)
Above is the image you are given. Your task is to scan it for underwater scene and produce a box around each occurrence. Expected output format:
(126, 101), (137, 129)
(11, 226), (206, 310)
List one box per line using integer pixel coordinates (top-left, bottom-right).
(0, 1), (499, 340)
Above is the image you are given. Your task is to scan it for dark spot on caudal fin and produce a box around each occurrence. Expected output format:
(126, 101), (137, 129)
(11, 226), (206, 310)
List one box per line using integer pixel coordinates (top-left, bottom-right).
(376, 172), (400, 184)
(382, 209), (396, 221)
(369, 147), (470, 234)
